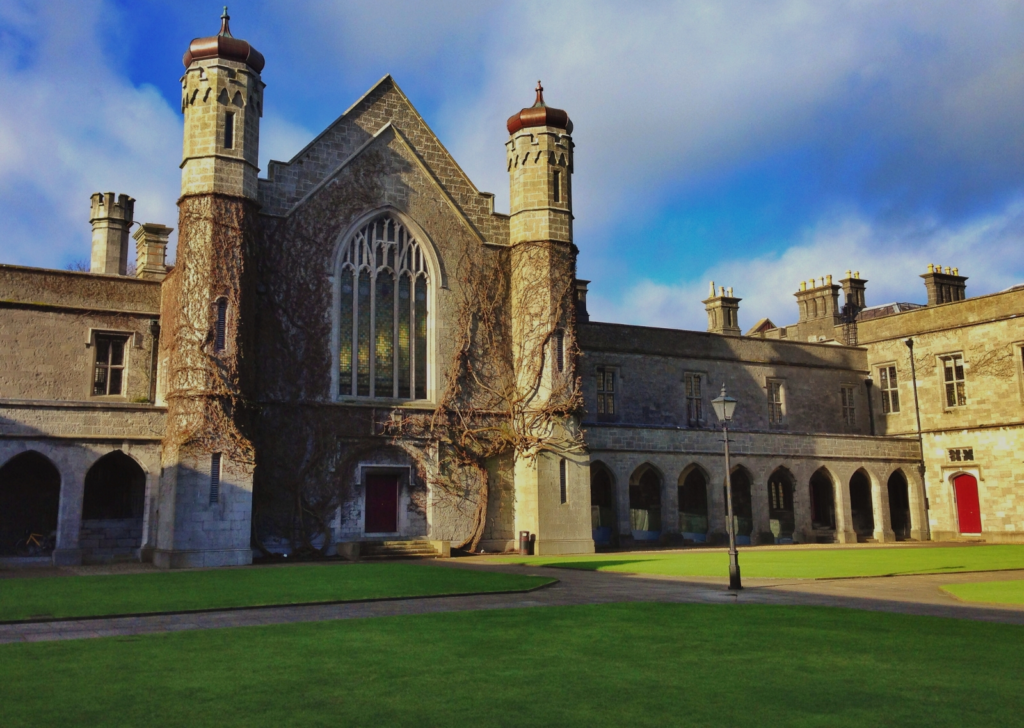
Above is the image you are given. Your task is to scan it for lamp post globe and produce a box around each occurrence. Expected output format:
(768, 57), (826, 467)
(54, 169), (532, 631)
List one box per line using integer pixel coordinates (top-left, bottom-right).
(712, 384), (742, 590)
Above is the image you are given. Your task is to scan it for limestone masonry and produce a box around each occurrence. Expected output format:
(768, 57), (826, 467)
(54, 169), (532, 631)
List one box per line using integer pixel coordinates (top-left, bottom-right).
(1, 11), (1021, 566)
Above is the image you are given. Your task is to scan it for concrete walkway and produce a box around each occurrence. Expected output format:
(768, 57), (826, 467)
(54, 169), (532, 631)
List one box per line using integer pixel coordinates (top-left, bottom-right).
(1, 558), (1022, 644)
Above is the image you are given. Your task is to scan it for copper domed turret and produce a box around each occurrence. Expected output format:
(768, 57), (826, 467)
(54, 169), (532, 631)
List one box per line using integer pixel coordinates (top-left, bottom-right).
(183, 7), (265, 73)
(506, 81), (572, 135)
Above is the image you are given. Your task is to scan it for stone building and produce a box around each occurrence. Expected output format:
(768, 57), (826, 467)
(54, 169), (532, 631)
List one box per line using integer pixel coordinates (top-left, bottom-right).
(0, 12), (1020, 567)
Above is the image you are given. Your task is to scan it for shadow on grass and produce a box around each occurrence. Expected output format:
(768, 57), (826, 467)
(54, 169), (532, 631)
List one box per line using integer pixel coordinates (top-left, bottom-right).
(535, 560), (654, 572)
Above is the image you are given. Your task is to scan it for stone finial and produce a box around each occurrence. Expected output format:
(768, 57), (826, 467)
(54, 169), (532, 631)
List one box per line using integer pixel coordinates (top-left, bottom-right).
(845, 270), (852, 279)
(855, 271), (860, 279)
(89, 192), (135, 276)
(800, 281), (807, 291)
(726, 286), (733, 297)
(132, 223), (172, 281)
(928, 263), (935, 273)
(952, 267), (958, 275)
(826, 274), (833, 286)
(709, 280), (716, 297)
(719, 286), (725, 297)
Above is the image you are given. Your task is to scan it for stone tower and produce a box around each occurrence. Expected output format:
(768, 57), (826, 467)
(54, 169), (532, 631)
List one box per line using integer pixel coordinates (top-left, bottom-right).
(505, 83), (593, 555)
(154, 9), (264, 568)
(703, 282), (741, 336)
(89, 192), (135, 275)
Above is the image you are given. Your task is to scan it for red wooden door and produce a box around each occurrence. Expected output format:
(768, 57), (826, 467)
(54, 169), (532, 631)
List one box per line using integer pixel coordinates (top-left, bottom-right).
(953, 474), (981, 534)
(365, 474), (399, 533)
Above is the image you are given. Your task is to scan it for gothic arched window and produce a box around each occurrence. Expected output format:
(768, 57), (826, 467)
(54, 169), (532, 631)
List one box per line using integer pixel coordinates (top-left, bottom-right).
(338, 215), (429, 399)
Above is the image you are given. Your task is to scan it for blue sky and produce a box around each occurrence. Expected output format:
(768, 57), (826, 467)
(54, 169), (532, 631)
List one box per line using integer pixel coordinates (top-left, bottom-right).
(2, 1), (1024, 330)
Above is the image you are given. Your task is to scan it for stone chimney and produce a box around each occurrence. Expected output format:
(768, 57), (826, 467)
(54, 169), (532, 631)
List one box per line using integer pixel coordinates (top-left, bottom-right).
(574, 279), (590, 323)
(794, 275), (841, 324)
(132, 223), (172, 281)
(840, 270), (867, 318)
(90, 192), (135, 275)
(703, 281), (741, 336)
(921, 264), (967, 305)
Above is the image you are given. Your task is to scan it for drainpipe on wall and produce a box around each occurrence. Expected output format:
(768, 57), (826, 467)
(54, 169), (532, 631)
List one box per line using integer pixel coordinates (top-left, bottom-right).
(149, 320), (161, 404)
(904, 337), (930, 539)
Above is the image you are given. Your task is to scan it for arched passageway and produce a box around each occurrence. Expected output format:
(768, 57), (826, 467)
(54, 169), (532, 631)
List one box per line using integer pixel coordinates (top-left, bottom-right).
(767, 467), (795, 543)
(810, 469), (836, 532)
(725, 468), (753, 544)
(81, 451), (145, 562)
(590, 464), (615, 546)
(887, 470), (911, 540)
(678, 467), (708, 542)
(849, 470), (875, 539)
(0, 451), (60, 556)
(629, 466), (662, 542)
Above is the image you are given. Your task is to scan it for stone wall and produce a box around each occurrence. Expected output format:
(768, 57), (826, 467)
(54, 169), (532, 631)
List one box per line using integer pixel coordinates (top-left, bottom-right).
(79, 518), (143, 563)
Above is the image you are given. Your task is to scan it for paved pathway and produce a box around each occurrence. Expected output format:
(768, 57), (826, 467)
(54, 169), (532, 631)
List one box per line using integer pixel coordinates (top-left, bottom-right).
(1, 558), (1022, 644)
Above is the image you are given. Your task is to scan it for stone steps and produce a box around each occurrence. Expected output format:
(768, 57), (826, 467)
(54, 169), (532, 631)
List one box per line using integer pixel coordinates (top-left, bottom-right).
(359, 540), (439, 559)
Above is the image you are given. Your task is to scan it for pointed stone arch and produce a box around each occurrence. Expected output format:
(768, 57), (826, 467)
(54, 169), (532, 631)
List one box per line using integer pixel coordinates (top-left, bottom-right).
(809, 466), (837, 532)
(0, 450), (61, 556)
(848, 468), (875, 539)
(590, 460), (616, 544)
(886, 468), (912, 541)
(677, 463), (709, 540)
(81, 450), (146, 563)
(726, 465), (754, 540)
(767, 466), (796, 541)
(628, 463), (663, 539)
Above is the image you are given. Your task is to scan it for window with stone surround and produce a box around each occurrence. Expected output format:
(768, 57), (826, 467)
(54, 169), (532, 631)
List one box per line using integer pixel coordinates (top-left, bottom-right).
(941, 353), (967, 408)
(553, 328), (565, 374)
(338, 215), (429, 400)
(223, 112), (235, 149)
(214, 298), (228, 352)
(596, 367), (616, 421)
(767, 379), (785, 426)
(684, 372), (703, 425)
(841, 385), (856, 426)
(209, 453), (222, 505)
(92, 333), (129, 397)
(559, 458), (567, 504)
(878, 364), (900, 414)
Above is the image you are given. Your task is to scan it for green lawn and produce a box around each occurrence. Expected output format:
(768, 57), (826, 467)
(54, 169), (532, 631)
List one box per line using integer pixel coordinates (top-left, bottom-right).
(496, 544), (1024, 579)
(941, 579), (1024, 605)
(2, 603), (1022, 727)
(0, 563), (552, 622)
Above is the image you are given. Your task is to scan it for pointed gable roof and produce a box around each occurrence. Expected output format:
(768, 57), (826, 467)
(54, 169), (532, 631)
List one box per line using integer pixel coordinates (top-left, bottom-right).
(259, 76), (507, 244)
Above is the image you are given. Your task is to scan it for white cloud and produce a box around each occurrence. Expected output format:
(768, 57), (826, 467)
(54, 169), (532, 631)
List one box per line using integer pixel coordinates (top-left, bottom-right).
(589, 198), (1024, 331)
(0, 1), (181, 268)
(259, 112), (315, 169)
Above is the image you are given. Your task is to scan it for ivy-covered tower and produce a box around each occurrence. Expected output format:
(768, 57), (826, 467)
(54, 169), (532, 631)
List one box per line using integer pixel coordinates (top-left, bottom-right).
(154, 9), (264, 568)
(505, 83), (594, 555)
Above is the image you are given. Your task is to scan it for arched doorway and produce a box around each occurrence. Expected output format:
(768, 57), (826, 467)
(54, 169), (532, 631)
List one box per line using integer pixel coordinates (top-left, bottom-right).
(590, 463), (615, 546)
(849, 470), (875, 540)
(725, 468), (753, 545)
(810, 468), (836, 534)
(767, 467), (795, 543)
(953, 473), (982, 534)
(887, 470), (911, 541)
(678, 466), (708, 542)
(0, 451), (60, 556)
(82, 451), (146, 562)
(629, 465), (662, 542)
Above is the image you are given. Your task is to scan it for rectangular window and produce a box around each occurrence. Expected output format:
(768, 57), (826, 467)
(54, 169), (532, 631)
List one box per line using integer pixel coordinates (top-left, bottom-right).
(93, 334), (129, 396)
(214, 298), (228, 352)
(684, 372), (702, 425)
(941, 354), (967, 407)
(559, 458), (567, 504)
(552, 170), (561, 203)
(949, 448), (974, 462)
(879, 365), (900, 414)
(224, 112), (235, 149)
(554, 329), (564, 373)
(210, 453), (222, 504)
(841, 385), (856, 425)
(768, 381), (784, 425)
(596, 367), (616, 419)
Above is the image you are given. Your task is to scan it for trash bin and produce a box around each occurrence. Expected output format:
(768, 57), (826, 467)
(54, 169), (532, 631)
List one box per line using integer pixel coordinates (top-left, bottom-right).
(519, 530), (531, 556)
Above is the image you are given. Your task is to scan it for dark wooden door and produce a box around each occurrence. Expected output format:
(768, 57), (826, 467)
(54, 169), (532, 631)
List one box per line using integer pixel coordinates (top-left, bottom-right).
(365, 474), (399, 533)
(953, 474), (981, 534)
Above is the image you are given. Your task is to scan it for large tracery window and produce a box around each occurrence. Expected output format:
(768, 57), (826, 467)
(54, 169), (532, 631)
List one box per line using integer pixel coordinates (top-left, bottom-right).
(338, 215), (429, 399)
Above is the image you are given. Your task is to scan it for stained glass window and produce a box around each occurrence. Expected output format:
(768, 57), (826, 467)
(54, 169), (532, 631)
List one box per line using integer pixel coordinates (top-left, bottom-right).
(338, 215), (430, 399)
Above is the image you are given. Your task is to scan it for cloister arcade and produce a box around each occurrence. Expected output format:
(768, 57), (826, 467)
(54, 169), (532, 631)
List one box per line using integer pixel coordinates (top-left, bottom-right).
(0, 440), (160, 564)
(589, 454), (928, 547)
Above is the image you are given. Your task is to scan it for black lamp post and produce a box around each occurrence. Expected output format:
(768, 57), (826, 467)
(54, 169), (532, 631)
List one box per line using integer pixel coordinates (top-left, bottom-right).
(711, 384), (741, 590)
